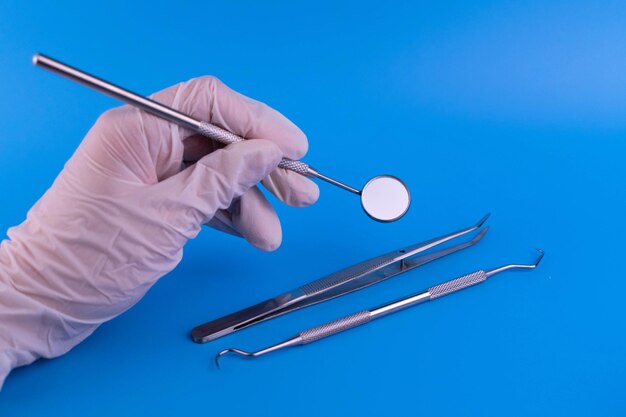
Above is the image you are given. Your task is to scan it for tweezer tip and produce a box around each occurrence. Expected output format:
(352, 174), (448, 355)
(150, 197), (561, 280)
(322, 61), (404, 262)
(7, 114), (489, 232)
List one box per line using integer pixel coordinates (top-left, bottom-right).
(476, 213), (491, 228)
(472, 226), (489, 242)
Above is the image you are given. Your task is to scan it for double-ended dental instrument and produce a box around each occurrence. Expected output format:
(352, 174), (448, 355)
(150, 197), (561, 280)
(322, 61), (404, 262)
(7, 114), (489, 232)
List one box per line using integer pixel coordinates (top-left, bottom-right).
(32, 53), (411, 222)
(216, 249), (544, 367)
(192, 214), (490, 343)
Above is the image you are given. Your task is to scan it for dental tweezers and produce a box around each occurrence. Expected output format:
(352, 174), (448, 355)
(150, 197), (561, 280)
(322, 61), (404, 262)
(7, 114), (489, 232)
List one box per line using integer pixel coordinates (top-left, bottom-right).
(216, 249), (544, 367)
(191, 214), (490, 343)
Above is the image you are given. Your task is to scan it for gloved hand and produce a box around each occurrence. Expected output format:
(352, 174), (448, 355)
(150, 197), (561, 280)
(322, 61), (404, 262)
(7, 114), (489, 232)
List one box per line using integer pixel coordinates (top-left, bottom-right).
(0, 76), (319, 388)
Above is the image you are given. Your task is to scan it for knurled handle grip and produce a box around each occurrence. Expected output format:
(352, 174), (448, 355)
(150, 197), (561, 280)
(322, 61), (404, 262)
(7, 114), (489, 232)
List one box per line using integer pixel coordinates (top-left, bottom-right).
(428, 270), (487, 299)
(276, 159), (310, 175)
(299, 310), (372, 344)
(197, 121), (311, 176)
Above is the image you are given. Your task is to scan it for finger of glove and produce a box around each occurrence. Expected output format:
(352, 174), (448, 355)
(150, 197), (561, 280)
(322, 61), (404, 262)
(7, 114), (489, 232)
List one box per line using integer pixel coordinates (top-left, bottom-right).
(204, 187), (282, 251)
(262, 169), (320, 207)
(205, 210), (243, 238)
(150, 77), (316, 207)
(159, 76), (308, 161)
(235, 186), (282, 251)
(153, 140), (282, 234)
(182, 131), (319, 207)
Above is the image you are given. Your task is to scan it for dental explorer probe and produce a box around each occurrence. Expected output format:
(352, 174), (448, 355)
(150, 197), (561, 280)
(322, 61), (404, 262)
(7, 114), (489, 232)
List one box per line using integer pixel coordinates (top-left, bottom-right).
(215, 249), (544, 367)
(32, 53), (411, 222)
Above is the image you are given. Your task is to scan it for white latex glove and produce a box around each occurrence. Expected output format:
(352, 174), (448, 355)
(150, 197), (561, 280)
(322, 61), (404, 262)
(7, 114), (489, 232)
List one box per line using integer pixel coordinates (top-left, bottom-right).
(0, 76), (319, 388)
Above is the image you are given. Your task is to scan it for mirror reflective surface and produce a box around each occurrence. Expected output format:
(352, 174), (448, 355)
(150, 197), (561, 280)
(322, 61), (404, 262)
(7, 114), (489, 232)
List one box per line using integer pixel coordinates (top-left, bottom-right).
(360, 175), (410, 222)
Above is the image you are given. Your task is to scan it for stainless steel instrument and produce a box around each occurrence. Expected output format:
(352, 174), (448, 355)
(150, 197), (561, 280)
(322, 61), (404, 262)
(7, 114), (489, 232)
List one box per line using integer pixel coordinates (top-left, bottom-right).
(32, 53), (411, 222)
(192, 214), (490, 343)
(216, 249), (544, 367)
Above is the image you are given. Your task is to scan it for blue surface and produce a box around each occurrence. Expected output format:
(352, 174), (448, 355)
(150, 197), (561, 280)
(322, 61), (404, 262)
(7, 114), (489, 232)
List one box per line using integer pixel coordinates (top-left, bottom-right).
(1, 1), (625, 415)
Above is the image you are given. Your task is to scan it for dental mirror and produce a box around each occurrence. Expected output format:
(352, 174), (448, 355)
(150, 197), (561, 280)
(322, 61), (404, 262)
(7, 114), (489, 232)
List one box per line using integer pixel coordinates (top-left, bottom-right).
(361, 175), (411, 222)
(33, 53), (412, 222)
(305, 169), (410, 222)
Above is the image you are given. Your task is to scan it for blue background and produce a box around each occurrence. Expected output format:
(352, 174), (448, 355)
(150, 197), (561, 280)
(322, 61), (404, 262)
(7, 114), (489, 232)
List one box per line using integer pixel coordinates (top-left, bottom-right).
(1, 1), (625, 415)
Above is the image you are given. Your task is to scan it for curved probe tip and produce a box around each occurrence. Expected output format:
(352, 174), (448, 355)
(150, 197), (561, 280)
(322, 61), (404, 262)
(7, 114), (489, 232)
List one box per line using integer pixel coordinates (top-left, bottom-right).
(485, 248), (546, 277)
(533, 248), (545, 267)
(215, 348), (255, 369)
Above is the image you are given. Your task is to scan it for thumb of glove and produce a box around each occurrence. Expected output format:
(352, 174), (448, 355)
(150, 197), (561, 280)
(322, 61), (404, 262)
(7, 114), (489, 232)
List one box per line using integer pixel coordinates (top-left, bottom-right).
(150, 139), (283, 238)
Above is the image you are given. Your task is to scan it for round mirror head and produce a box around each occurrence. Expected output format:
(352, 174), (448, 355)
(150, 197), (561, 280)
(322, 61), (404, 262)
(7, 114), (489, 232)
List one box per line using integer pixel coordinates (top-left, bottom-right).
(360, 175), (411, 222)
